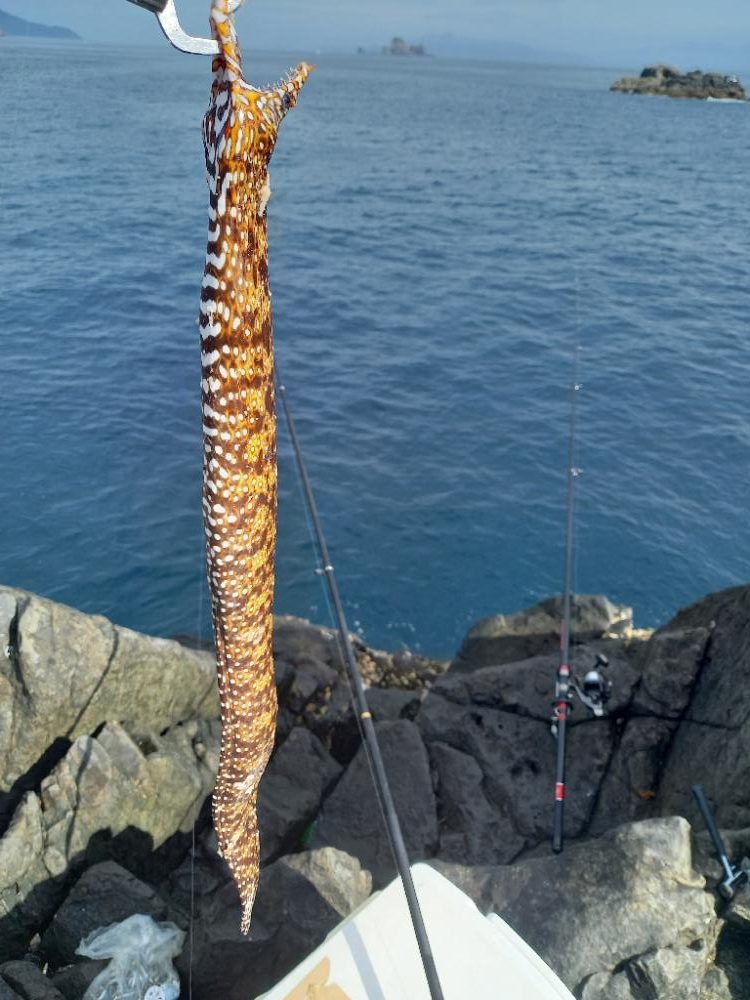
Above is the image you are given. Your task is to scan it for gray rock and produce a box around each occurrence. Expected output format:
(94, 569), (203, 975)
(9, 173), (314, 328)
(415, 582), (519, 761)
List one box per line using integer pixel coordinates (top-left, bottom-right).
(0, 794), (51, 962)
(0, 963), (63, 1000)
(42, 861), (169, 966)
(582, 945), (723, 1000)
(274, 848), (372, 918)
(433, 817), (717, 995)
(0, 587), (218, 828)
(451, 594), (633, 671)
(625, 944), (713, 999)
(313, 720), (438, 885)
(654, 586), (750, 830)
(0, 720), (219, 961)
(257, 728), (342, 863)
(700, 966), (733, 1000)
(39, 721), (216, 874)
(579, 969), (635, 999)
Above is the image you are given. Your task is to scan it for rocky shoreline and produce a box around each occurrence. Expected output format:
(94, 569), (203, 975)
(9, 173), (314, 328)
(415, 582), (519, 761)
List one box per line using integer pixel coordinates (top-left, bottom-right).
(611, 64), (747, 101)
(1, 584), (749, 997)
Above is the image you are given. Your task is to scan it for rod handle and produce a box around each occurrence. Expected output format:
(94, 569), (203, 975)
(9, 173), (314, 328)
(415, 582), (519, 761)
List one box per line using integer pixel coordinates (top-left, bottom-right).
(552, 786), (566, 853)
(552, 802), (564, 853)
(692, 784), (729, 861)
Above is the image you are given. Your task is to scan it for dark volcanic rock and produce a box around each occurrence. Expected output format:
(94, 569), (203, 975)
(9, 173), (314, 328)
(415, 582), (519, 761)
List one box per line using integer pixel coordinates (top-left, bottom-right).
(589, 625), (710, 833)
(365, 687), (423, 722)
(653, 586), (750, 830)
(429, 741), (520, 865)
(0, 963), (63, 1000)
(611, 64), (747, 100)
(312, 720), (438, 885)
(419, 646), (639, 856)
(0, 978), (20, 1000)
(273, 616), (443, 763)
(715, 923), (750, 999)
(434, 817), (717, 996)
(42, 861), (169, 966)
(450, 594), (633, 671)
(257, 727), (342, 863)
(49, 961), (107, 1000)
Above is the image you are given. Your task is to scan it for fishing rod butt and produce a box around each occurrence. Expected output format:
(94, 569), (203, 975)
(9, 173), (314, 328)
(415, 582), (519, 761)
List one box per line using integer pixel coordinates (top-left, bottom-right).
(552, 803), (565, 854)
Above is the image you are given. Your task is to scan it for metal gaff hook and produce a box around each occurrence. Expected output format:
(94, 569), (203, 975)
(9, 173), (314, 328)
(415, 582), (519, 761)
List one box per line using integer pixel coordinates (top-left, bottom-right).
(124, 0), (220, 56)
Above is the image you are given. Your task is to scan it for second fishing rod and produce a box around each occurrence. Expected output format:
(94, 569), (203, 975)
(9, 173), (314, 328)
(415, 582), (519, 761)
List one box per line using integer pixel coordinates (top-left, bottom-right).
(551, 366), (581, 854)
(276, 374), (445, 1000)
(550, 353), (612, 853)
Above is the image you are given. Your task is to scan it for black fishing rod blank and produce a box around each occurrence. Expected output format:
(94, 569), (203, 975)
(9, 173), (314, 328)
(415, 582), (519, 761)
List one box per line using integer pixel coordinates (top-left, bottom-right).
(277, 377), (445, 1000)
(551, 368), (581, 855)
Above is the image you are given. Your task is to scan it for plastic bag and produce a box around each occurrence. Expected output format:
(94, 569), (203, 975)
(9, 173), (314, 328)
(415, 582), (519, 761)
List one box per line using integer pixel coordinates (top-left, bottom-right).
(77, 913), (185, 1000)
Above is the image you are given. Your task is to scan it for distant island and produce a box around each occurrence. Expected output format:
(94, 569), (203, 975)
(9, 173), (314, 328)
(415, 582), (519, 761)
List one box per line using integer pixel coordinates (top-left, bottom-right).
(382, 36), (426, 57)
(0, 7), (80, 39)
(611, 64), (746, 101)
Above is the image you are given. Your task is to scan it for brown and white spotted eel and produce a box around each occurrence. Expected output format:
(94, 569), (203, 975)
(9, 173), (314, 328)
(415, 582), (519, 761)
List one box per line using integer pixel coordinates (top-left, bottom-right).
(200, 0), (311, 932)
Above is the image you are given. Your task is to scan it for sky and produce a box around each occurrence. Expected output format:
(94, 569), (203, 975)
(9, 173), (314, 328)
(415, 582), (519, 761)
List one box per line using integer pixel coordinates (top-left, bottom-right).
(4, 0), (750, 69)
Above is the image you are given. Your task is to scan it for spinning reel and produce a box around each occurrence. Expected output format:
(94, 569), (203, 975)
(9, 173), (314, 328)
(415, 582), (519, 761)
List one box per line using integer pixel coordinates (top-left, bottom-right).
(551, 652), (612, 737)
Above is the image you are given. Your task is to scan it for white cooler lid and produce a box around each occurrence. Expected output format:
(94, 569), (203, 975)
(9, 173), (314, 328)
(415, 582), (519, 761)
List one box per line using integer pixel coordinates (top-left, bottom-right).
(258, 863), (574, 1000)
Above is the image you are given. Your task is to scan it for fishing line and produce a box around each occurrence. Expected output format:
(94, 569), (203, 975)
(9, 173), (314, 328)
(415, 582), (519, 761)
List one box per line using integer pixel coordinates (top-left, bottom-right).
(275, 367), (445, 1000)
(188, 533), (207, 1000)
(573, 278), (584, 612)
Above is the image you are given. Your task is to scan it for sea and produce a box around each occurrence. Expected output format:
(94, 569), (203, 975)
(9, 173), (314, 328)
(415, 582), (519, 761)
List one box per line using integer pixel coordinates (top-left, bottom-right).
(1, 41), (748, 658)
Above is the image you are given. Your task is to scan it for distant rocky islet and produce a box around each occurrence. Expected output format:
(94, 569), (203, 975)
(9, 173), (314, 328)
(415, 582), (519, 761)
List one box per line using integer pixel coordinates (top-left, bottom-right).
(356, 37), (427, 56)
(612, 63), (747, 101)
(382, 36), (426, 56)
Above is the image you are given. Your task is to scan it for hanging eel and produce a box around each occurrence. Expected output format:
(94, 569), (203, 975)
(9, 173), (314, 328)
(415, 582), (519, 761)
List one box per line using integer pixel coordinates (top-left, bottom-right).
(200, 0), (311, 932)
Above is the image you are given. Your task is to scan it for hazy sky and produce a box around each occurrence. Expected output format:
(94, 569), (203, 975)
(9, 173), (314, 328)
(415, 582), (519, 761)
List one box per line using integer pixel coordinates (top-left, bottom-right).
(6, 0), (750, 67)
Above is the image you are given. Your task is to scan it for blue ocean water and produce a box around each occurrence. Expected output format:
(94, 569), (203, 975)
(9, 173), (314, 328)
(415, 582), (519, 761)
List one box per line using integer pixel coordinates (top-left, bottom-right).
(1, 41), (748, 657)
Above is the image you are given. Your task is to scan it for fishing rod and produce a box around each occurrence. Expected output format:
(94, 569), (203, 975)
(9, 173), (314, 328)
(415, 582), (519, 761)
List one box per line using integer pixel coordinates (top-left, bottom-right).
(551, 356), (611, 854)
(277, 375), (445, 1000)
